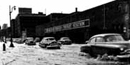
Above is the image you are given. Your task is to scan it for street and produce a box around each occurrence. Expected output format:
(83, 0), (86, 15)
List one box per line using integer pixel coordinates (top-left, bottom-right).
(0, 42), (127, 65)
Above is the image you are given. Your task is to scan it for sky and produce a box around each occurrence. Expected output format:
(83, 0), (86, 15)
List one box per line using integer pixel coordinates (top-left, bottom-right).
(0, 0), (114, 27)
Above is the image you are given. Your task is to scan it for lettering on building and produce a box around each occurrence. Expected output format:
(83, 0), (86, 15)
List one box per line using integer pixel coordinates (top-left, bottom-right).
(45, 19), (90, 33)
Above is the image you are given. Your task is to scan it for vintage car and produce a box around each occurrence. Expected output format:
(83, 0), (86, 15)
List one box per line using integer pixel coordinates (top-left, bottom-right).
(39, 37), (61, 49)
(14, 38), (24, 44)
(25, 37), (36, 45)
(58, 37), (72, 45)
(80, 33), (130, 60)
(33, 37), (40, 43)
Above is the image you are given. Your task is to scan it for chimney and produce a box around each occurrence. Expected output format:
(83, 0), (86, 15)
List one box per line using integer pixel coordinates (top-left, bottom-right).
(75, 7), (78, 12)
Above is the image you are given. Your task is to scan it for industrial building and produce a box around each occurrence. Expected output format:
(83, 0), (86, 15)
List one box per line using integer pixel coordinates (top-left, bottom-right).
(0, 0), (130, 43)
(36, 0), (130, 43)
(13, 8), (47, 37)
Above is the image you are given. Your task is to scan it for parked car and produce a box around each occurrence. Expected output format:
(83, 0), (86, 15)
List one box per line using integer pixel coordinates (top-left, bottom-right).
(85, 40), (89, 44)
(33, 37), (40, 43)
(14, 38), (24, 44)
(39, 37), (61, 49)
(25, 37), (36, 45)
(58, 37), (72, 45)
(80, 33), (130, 60)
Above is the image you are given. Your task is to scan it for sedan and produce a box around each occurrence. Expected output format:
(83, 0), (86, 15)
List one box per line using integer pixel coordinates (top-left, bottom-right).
(58, 37), (72, 45)
(14, 38), (24, 44)
(39, 37), (61, 49)
(25, 37), (36, 45)
(80, 33), (130, 60)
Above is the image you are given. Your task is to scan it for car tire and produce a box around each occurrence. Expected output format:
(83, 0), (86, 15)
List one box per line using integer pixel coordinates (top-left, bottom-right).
(80, 46), (94, 57)
(44, 44), (48, 48)
(88, 51), (94, 57)
(42, 45), (46, 48)
(86, 48), (95, 57)
(57, 47), (60, 49)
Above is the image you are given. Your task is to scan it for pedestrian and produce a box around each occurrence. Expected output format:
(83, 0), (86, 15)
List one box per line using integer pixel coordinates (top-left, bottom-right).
(3, 43), (6, 51)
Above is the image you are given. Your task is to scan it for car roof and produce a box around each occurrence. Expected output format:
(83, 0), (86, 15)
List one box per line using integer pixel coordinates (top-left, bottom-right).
(43, 37), (55, 39)
(61, 37), (69, 38)
(26, 37), (33, 39)
(91, 33), (121, 38)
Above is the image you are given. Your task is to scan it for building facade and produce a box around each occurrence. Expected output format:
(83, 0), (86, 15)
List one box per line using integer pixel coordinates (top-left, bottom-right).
(14, 8), (47, 38)
(15, 14), (48, 37)
(2, 24), (8, 29)
(0, 27), (11, 41)
(36, 0), (130, 43)
(36, 13), (70, 38)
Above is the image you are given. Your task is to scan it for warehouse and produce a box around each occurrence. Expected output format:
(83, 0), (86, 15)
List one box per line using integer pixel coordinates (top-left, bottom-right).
(36, 0), (130, 43)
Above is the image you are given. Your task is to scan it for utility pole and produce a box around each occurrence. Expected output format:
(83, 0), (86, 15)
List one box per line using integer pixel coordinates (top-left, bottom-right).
(9, 5), (16, 47)
(103, 4), (106, 30)
(124, 2), (129, 40)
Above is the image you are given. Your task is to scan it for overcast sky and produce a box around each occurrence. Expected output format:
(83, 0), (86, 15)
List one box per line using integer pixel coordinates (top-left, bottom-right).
(0, 0), (114, 27)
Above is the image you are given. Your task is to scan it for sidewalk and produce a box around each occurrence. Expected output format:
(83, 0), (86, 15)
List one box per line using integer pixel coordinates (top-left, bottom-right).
(0, 41), (38, 65)
(0, 41), (18, 65)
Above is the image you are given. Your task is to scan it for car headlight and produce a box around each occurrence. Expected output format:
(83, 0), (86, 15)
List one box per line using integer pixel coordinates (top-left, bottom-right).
(120, 48), (124, 51)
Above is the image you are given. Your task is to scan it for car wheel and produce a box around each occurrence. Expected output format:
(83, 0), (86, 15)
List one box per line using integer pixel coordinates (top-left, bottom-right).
(99, 53), (110, 61)
(44, 44), (47, 48)
(46, 47), (50, 49)
(57, 47), (60, 49)
(88, 50), (94, 57)
(42, 45), (46, 48)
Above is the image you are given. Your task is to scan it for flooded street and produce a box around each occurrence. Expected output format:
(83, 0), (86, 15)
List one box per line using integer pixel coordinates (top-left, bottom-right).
(0, 42), (128, 65)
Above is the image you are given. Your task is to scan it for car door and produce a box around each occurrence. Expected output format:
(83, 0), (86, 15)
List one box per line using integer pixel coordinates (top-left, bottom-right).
(84, 37), (96, 56)
(91, 37), (107, 56)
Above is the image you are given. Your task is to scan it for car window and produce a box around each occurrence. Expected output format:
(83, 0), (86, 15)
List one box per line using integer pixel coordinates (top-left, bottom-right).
(26, 38), (33, 41)
(106, 35), (124, 42)
(41, 38), (47, 41)
(63, 37), (70, 40)
(96, 37), (105, 42)
(48, 38), (55, 40)
(89, 38), (96, 44)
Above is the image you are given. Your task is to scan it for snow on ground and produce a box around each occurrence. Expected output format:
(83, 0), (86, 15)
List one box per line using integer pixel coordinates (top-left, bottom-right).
(0, 42), (128, 65)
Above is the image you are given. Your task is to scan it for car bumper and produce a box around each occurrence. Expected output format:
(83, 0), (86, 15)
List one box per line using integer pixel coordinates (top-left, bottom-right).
(62, 41), (71, 45)
(26, 42), (36, 45)
(47, 45), (60, 47)
(108, 49), (130, 61)
(47, 45), (60, 48)
(116, 54), (130, 58)
(39, 44), (47, 48)
(115, 54), (130, 62)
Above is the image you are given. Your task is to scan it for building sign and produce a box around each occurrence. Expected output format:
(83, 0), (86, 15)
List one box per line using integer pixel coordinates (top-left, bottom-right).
(45, 19), (90, 33)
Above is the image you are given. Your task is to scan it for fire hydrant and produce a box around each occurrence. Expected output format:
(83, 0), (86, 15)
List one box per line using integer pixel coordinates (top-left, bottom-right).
(3, 43), (6, 51)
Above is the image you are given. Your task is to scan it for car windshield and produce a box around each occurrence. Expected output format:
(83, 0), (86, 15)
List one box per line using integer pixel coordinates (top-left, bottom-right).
(26, 38), (33, 40)
(62, 37), (70, 40)
(47, 38), (55, 40)
(106, 35), (124, 42)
